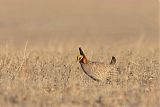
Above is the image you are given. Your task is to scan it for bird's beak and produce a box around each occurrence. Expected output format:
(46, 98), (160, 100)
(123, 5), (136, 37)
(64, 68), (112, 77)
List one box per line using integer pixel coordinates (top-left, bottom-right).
(76, 59), (78, 63)
(76, 56), (79, 63)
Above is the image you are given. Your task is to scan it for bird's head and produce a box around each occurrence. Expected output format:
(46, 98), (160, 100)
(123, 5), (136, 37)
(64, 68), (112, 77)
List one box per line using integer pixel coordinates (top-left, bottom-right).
(76, 54), (83, 62)
(76, 47), (88, 63)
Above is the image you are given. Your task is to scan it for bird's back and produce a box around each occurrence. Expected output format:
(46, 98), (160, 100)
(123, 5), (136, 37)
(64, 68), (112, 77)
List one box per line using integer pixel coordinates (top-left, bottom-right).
(80, 61), (118, 82)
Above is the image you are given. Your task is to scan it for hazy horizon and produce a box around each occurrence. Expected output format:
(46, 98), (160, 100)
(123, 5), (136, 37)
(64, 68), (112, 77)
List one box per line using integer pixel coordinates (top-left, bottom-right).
(0, 0), (158, 48)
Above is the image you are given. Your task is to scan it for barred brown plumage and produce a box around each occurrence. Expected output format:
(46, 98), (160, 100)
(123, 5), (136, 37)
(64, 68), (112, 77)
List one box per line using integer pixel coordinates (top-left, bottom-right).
(77, 48), (118, 83)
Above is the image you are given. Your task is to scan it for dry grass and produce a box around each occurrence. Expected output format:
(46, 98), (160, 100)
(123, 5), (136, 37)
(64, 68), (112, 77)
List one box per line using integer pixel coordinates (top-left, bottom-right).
(0, 40), (159, 107)
(0, 1), (158, 107)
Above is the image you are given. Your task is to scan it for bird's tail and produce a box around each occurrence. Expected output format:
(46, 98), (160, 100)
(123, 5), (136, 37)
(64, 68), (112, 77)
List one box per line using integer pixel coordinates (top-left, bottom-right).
(110, 56), (116, 65)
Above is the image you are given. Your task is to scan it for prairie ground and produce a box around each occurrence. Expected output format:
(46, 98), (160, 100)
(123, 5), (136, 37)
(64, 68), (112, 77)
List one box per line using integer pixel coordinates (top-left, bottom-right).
(0, 35), (159, 107)
(0, 0), (159, 107)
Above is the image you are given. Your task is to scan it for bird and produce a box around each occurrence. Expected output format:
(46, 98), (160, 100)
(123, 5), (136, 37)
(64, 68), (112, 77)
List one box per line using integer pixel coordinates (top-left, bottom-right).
(77, 47), (118, 83)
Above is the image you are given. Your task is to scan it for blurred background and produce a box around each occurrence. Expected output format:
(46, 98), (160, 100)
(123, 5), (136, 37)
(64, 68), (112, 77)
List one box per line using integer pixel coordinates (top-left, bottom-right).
(0, 0), (158, 49)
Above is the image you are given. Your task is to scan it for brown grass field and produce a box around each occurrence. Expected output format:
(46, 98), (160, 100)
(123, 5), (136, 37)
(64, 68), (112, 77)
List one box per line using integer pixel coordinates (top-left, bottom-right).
(0, 0), (159, 107)
(0, 38), (159, 107)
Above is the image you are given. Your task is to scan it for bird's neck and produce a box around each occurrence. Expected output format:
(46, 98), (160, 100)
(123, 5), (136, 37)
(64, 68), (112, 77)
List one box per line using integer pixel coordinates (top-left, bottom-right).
(81, 56), (88, 64)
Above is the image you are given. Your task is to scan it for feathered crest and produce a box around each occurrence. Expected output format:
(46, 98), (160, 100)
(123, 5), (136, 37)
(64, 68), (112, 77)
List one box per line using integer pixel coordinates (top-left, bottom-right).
(79, 47), (85, 57)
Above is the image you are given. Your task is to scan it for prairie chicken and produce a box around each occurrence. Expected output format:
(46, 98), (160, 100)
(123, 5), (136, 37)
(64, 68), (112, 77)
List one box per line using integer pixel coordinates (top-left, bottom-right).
(77, 48), (118, 83)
